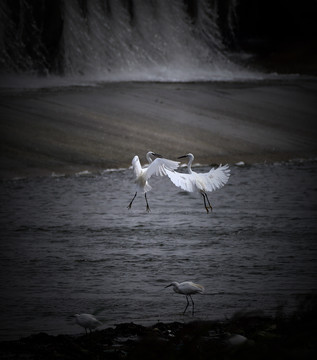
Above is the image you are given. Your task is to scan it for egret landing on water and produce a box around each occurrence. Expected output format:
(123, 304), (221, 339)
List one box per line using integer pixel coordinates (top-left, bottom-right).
(128, 152), (179, 212)
(166, 153), (230, 213)
(74, 313), (102, 334)
(165, 281), (205, 315)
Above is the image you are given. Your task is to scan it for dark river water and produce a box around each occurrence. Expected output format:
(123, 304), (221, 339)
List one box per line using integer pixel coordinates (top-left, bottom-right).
(0, 160), (316, 340)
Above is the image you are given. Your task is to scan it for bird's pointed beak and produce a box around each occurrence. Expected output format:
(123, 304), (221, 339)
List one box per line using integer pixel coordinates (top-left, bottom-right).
(177, 155), (188, 159)
(152, 152), (163, 158)
(164, 284), (172, 289)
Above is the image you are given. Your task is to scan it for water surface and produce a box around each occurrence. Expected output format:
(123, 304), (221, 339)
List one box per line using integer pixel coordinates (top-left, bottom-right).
(0, 160), (316, 340)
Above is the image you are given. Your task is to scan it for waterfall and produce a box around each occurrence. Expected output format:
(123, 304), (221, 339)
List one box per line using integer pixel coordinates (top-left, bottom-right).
(0, 0), (258, 84)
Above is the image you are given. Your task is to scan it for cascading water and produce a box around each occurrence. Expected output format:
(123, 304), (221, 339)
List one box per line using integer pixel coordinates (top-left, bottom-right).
(0, 0), (260, 85)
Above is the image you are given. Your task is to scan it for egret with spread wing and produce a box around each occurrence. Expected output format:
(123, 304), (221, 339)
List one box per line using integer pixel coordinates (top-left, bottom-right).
(166, 153), (230, 213)
(165, 281), (205, 315)
(128, 151), (180, 212)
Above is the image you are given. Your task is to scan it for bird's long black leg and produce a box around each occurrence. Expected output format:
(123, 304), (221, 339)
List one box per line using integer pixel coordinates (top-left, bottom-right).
(201, 193), (209, 213)
(128, 192), (137, 209)
(145, 193), (151, 212)
(205, 192), (213, 211)
(183, 296), (190, 314)
(189, 295), (195, 315)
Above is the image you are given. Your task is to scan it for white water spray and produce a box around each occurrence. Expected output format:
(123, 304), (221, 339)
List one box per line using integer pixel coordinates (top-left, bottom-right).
(0, 0), (265, 85)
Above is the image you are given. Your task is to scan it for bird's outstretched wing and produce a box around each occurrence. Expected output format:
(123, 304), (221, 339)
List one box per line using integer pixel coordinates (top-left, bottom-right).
(200, 164), (230, 192)
(132, 155), (142, 178)
(145, 158), (180, 179)
(166, 169), (196, 192)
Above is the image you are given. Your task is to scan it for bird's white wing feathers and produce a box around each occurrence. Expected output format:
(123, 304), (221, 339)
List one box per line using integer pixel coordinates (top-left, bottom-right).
(76, 314), (102, 327)
(145, 158), (180, 180)
(166, 164), (230, 193)
(178, 281), (205, 294)
(131, 155), (142, 178)
(200, 164), (230, 192)
(166, 169), (196, 192)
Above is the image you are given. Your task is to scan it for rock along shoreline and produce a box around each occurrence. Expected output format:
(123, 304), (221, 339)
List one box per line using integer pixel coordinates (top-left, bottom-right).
(1, 304), (316, 360)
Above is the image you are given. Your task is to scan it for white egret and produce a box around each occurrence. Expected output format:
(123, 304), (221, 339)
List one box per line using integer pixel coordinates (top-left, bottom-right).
(128, 151), (180, 212)
(74, 313), (102, 334)
(166, 153), (230, 213)
(227, 334), (248, 346)
(165, 281), (205, 315)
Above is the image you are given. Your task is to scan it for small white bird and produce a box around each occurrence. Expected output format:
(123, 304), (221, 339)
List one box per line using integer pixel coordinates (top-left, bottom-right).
(166, 153), (230, 213)
(128, 151), (180, 212)
(227, 334), (248, 347)
(165, 281), (205, 315)
(74, 313), (102, 334)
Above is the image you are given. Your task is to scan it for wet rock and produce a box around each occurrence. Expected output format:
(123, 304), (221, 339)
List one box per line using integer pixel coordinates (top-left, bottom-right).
(0, 310), (316, 359)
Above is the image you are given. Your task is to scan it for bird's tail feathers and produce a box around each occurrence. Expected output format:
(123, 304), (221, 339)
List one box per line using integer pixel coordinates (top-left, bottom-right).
(143, 182), (152, 193)
(193, 283), (205, 293)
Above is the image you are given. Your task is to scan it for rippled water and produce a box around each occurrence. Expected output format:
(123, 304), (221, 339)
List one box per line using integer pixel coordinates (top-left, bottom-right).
(0, 161), (316, 340)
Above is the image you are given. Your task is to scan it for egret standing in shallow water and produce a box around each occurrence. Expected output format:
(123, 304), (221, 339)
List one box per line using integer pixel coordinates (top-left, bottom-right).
(166, 153), (230, 213)
(128, 151), (179, 212)
(74, 313), (102, 334)
(165, 281), (205, 315)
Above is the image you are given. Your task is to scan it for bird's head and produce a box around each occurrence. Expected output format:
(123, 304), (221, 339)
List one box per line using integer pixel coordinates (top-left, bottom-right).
(164, 281), (178, 289)
(146, 151), (163, 164)
(150, 152), (162, 158)
(178, 153), (194, 160)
